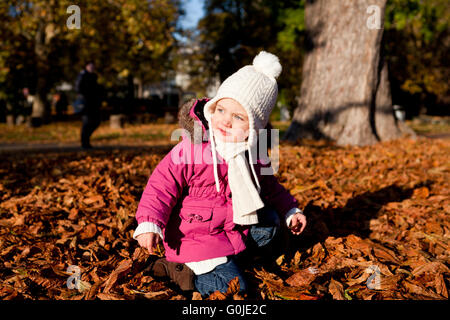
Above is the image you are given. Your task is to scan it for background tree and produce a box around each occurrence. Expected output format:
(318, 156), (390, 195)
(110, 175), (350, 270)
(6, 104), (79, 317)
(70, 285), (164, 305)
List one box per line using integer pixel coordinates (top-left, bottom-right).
(283, 0), (415, 146)
(274, 1), (306, 117)
(384, 0), (449, 117)
(192, 0), (448, 124)
(0, 0), (181, 123)
(187, 0), (304, 111)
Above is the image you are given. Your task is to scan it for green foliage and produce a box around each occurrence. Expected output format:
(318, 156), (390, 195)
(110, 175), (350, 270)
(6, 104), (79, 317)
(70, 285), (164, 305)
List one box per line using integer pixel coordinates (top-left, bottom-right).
(0, 0), (181, 111)
(275, 1), (305, 112)
(198, 0), (282, 81)
(192, 0), (448, 116)
(276, 1), (305, 52)
(385, 0), (448, 42)
(188, 0), (304, 110)
(384, 0), (449, 115)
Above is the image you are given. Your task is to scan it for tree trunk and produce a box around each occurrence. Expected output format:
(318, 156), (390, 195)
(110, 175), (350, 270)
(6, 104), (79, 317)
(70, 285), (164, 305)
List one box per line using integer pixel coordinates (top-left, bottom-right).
(110, 114), (125, 129)
(31, 73), (48, 122)
(374, 57), (416, 140)
(283, 0), (415, 146)
(135, 77), (143, 99)
(31, 21), (54, 125)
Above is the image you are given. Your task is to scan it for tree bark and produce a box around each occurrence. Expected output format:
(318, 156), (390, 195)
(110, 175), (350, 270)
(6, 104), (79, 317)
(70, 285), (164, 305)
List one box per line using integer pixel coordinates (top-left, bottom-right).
(283, 0), (415, 146)
(135, 77), (143, 99)
(31, 21), (55, 124)
(374, 56), (416, 140)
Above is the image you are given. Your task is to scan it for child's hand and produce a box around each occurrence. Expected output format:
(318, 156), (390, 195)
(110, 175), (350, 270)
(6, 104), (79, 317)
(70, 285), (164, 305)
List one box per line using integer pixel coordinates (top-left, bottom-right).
(136, 232), (161, 254)
(288, 213), (307, 235)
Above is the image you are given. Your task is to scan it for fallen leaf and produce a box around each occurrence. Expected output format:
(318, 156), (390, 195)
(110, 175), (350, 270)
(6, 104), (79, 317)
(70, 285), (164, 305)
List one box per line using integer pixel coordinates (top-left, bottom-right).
(412, 187), (429, 199)
(372, 245), (402, 265)
(286, 268), (318, 287)
(226, 276), (241, 296)
(403, 280), (443, 300)
(142, 290), (171, 300)
(85, 280), (104, 300)
(328, 278), (345, 300)
(103, 259), (132, 293)
(97, 293), (125, 300)
(207, 291), (227, 300)
(276, 254), (285, 266)
(434, 274), (448, 298)
(192, 292), (203, 300)
(411, 261), (450, 277)
(83, 195), (104, 205)
(80, 223), (97, 240)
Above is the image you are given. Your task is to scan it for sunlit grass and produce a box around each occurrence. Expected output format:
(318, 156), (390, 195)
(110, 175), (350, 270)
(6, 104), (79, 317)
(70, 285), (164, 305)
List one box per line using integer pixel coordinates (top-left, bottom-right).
(0, 121), (179, 145)
(0, 118), (448, 145)
(0, 122), (80, 143)
(406, 119), (450, 134)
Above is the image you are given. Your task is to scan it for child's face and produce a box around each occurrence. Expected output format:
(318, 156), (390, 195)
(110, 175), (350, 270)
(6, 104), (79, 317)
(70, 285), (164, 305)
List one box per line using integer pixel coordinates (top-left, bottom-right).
(211, 98), (250, 143)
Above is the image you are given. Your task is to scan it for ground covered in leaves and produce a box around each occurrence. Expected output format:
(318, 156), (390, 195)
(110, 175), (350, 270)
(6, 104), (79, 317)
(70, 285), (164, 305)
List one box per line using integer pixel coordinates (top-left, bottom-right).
(0, 136), (448, 300)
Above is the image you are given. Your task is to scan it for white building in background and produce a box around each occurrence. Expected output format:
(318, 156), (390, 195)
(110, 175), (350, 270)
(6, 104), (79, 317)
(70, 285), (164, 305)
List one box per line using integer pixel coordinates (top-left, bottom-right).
(174, 45), (221, 100)
(55, 82), (73, 92)
(205, 77), (221, 98)
(174, 45), (196, 95)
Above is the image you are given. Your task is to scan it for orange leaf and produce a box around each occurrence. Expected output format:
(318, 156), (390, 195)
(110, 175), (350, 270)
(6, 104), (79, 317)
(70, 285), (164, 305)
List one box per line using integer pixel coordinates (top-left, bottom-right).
(286, 268), (318, 287)
(207, 290), (227, 300)
(412, 187), (429, 199)
(80, 223), (97, 240)
(103, 259), (132, 293)
(226, 276), (241, 295)
(328, 278), (345, 300)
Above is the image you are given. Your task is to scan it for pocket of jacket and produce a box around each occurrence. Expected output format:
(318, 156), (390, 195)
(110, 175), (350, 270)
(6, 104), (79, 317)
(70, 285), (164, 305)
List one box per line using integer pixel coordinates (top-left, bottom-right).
(179, 206), (213, 236)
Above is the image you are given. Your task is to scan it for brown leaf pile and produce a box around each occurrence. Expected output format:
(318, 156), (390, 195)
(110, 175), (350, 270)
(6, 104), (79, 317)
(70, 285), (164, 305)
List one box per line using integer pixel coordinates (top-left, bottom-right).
(0, 137), (448, 300)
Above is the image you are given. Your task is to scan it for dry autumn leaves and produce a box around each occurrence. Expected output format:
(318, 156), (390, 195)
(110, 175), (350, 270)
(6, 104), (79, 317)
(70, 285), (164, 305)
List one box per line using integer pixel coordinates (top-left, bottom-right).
(0, 137), (448, 300)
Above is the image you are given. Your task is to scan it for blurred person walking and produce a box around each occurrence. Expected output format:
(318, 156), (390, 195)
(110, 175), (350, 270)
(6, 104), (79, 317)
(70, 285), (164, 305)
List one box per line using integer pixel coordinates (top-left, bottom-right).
(52, 91), (68, 121)
(75, 61), (102, 149)
(17, 87), (34, 127)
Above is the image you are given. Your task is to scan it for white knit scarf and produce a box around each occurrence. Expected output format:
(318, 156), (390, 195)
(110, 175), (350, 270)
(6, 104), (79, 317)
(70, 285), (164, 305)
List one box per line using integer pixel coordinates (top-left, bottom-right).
(208, 126), (264, 225)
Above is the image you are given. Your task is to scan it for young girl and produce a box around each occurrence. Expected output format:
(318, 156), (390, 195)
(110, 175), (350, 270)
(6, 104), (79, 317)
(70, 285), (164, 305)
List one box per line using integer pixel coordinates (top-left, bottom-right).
(133, 51), (307, 296)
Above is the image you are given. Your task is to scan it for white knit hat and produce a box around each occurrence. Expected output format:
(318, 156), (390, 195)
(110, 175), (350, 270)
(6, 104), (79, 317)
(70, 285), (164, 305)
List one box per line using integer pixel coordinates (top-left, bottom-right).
(203, 51), (282, 148)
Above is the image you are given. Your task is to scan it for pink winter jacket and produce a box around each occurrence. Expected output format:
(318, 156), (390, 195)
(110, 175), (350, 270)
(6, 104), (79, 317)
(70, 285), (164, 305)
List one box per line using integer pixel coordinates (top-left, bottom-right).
(135, 99), (298, 263)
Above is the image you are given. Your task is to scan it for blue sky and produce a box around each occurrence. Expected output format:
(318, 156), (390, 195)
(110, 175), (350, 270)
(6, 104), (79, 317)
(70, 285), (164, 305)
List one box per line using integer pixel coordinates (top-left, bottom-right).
(179, 0), (205, 29)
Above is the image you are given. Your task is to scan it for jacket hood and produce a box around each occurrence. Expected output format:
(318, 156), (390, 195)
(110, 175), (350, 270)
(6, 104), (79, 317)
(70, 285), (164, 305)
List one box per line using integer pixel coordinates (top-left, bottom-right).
(178, 98), (210, 144)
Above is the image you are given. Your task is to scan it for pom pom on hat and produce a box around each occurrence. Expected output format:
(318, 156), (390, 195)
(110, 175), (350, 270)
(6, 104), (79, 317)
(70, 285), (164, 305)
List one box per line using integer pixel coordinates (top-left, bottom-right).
(252, 51), (282, 79)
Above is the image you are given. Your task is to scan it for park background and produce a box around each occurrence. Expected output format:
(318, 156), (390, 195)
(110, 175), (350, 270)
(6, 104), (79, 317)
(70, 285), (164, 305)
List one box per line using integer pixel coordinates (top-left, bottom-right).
(0, 0), (449, 301)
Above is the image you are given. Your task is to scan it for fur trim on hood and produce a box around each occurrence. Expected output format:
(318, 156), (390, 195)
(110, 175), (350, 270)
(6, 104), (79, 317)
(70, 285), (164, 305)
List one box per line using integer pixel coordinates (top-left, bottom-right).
(177, 98), (209, 144)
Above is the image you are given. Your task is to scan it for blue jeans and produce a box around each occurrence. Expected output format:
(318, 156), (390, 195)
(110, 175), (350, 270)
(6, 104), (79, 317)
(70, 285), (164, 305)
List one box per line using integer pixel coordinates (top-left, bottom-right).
(194, 207), (280, 296)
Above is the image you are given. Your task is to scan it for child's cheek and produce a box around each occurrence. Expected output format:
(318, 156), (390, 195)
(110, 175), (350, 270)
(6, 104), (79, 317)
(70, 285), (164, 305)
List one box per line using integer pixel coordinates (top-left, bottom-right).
(232, 128), (249, 142)
(210, 115), (218, 130)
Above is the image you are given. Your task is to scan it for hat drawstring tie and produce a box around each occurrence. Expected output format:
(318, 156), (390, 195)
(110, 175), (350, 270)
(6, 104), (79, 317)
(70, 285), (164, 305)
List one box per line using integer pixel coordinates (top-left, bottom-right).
(248, 144), (261, 193)
(209, 127), (221, 193)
